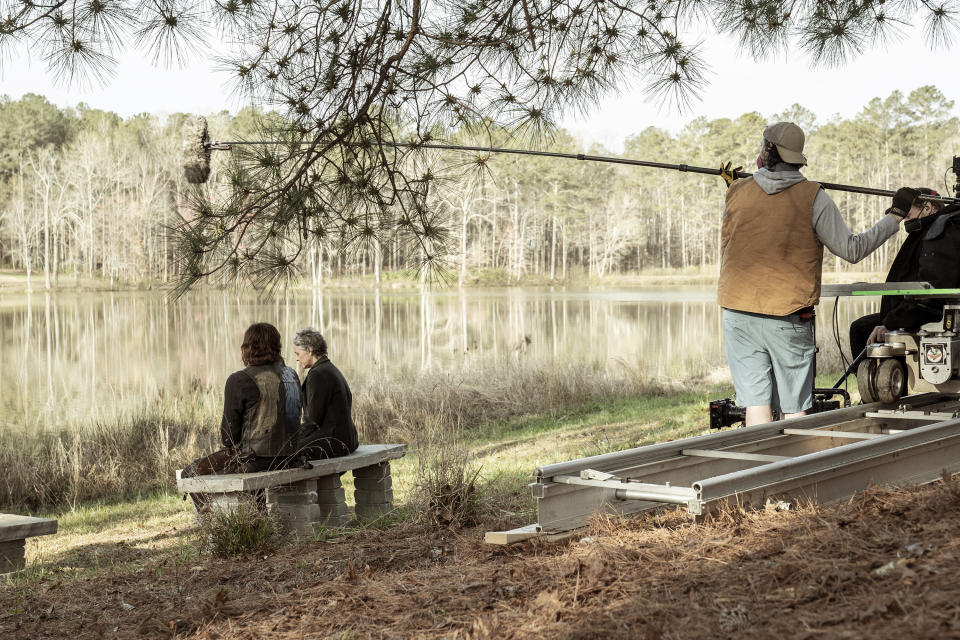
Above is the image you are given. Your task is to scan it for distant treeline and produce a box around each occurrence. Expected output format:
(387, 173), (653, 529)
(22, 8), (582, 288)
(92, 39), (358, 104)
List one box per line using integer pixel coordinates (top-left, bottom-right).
(1, 87), (958, 288)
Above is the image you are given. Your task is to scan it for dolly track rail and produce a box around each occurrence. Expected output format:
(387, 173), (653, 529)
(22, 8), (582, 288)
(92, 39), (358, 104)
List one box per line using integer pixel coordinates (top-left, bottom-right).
(524, 393), (960, 534)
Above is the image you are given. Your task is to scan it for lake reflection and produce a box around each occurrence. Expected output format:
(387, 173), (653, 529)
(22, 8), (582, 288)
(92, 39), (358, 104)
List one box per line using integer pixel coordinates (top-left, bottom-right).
(0, 288), (879, 431)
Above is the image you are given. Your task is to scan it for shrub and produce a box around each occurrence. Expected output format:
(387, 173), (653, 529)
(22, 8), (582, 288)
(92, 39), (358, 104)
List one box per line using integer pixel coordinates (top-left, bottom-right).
(412, 412), (485, 528)
(197, 496), (283, 556)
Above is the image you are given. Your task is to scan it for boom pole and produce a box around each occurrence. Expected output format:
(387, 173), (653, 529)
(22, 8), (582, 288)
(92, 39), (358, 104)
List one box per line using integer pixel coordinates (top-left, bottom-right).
(207, 139), (960, 205)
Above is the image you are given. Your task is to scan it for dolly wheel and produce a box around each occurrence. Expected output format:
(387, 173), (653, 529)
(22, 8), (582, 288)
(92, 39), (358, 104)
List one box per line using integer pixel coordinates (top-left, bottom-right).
(857, 359), (879, 403)
(874, 358), (906, 404)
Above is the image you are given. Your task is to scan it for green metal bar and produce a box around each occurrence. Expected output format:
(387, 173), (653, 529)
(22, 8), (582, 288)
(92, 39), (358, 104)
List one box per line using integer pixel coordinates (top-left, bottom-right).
(849, 288), (960, 297)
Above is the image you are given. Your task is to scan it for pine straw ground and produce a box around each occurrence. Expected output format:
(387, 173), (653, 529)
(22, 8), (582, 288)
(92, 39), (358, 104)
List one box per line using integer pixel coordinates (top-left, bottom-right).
(5, 478), (960, 640)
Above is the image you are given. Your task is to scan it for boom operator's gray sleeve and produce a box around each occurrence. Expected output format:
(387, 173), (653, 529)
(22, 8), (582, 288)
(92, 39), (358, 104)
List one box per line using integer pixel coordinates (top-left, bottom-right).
(811, 189), (900, 264)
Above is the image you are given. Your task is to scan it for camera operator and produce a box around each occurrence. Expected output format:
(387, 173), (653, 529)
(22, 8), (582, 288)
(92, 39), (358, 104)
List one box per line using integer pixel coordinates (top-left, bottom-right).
(719, 122), (906, 426)
(850, 188), (960, 358)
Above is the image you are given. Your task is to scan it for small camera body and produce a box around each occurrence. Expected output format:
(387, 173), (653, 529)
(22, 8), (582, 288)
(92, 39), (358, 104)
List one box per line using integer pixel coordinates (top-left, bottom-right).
(709, 398), (746, 429)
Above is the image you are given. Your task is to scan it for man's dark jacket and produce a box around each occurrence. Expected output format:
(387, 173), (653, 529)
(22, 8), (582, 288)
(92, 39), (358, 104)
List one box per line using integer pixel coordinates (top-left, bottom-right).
(881, 203), (960, 330)
(298, 357), (359, 458)
(850, 203), (960, 357)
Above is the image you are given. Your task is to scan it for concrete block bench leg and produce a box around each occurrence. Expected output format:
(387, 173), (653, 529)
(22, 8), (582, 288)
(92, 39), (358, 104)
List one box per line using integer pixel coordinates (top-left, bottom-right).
(266, 480), (322, 537)
(206, 491), (247, 513)
(353, 462), (395, 522)
(315, 475), (351, 528)
(0, 539), (26, 575)
(265, 477), (351, 536)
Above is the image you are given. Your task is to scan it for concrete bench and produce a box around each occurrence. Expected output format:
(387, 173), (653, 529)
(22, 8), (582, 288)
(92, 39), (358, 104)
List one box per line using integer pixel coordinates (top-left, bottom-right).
(177, 444), (407, 536)
(0, 514), (58, 575)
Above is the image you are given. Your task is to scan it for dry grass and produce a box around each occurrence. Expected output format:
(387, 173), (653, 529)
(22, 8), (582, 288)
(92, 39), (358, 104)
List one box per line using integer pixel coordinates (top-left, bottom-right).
(0, 413), (217, 511)
(354, 358), (659, 444)
(412, 412), (486, 528)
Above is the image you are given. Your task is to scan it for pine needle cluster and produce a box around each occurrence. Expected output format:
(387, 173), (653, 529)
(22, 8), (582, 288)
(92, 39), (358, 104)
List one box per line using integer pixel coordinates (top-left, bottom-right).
(2, 1), (957, 290)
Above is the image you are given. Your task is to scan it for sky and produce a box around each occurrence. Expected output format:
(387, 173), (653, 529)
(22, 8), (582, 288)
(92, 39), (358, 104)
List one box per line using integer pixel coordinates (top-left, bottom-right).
(1, 22), (957, 153)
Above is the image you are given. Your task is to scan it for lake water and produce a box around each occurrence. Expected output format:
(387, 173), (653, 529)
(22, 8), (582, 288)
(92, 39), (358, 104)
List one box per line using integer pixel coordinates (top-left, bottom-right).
(0, 287), (879, 431)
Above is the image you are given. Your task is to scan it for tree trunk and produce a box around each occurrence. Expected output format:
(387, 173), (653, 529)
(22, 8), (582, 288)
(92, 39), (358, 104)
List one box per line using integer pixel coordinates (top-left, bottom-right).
(550, 215), (557, 280)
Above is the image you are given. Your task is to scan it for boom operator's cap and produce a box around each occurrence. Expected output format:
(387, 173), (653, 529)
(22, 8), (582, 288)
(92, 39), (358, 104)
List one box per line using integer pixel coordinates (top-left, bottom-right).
(763, 121), (807, 166)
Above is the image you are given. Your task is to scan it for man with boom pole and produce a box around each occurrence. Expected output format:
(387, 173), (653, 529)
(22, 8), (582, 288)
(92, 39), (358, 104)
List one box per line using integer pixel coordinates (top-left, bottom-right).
(718, 122), (914, 427)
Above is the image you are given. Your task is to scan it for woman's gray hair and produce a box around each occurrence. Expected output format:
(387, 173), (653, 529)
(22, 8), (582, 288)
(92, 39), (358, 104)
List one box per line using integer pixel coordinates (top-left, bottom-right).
(293, 327), (328, 357)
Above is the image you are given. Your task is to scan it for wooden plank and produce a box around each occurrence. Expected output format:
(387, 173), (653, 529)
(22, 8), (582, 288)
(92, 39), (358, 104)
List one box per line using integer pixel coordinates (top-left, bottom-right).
(484, 524), (540, 545)
(177, 444), (408, 493)
(0, 514), (58, 542)
(681, 449), (792, 463)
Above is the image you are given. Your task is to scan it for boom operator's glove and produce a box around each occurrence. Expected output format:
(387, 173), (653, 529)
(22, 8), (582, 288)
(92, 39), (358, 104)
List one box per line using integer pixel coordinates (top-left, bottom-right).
(720, 162), (743, 187)
(887, 187), (920, 219)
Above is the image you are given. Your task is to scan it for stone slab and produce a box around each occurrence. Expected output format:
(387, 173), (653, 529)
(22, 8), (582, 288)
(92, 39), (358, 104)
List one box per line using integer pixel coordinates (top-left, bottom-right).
(0, 514), (58, 543)
(177, 444), (406, 493)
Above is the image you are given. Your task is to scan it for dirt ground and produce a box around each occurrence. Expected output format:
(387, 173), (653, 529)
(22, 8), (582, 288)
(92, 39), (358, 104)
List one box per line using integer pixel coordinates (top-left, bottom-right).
(4, 476), (960, 640)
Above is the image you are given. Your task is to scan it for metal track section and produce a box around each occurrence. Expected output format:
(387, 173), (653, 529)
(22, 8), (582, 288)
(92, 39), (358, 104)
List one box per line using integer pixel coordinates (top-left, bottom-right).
(531, 393), (960, 533)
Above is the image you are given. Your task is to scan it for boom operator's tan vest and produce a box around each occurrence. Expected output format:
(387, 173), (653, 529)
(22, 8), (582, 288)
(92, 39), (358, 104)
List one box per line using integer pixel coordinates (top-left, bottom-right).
(240, 364), (296, 457)
(717, 177), (824, 316)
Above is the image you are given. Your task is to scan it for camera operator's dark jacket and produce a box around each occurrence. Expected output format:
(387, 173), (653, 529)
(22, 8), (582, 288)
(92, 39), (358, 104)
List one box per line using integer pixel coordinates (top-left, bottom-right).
(882, 203), (960, 331)
(298, 357), (359, 459)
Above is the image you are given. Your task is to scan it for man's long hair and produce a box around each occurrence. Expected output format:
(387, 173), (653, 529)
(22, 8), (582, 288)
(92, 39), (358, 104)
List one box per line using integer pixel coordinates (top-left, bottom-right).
(760, 139), (783, 168)
(241, 322), (284, 366)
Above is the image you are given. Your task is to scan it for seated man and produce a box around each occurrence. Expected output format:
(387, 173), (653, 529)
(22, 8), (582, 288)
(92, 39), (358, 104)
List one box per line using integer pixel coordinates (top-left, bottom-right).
(292, 328), (359, 460)
(850, 188), (960, 358)
(181, 322), (302, 507)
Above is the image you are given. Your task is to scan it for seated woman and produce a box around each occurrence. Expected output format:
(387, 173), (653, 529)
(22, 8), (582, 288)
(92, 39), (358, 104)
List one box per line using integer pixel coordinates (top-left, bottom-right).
(292, 328), (359, 460)
(181, 322), (302, 503)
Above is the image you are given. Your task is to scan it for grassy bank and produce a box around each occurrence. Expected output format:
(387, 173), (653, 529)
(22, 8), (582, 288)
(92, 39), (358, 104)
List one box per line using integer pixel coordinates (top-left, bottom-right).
(1, 351), (859, 514)
(11, 381), (728, 583)
(1, 354), (857, 513)
(0, 358), (691, 512)
(3, 370), (945, 640)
